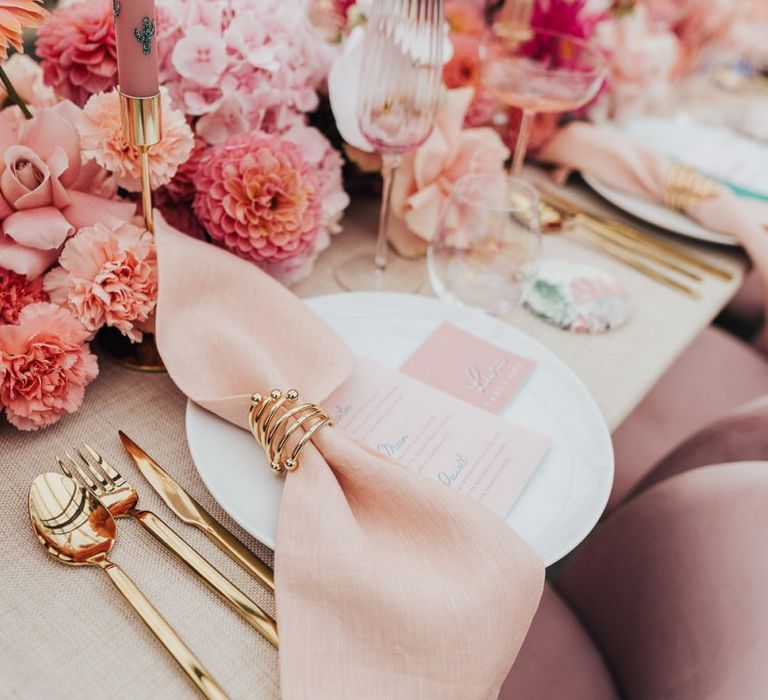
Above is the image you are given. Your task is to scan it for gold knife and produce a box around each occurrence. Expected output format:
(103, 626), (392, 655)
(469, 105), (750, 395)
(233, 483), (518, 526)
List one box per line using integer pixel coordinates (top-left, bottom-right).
(119, 431), (276, 594)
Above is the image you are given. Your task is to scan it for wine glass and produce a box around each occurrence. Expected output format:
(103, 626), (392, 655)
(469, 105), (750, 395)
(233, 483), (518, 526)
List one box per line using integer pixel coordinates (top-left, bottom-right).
(427, 173), (541, 315)
(334, 0), (444, 292)
(479, 25), (607, 176)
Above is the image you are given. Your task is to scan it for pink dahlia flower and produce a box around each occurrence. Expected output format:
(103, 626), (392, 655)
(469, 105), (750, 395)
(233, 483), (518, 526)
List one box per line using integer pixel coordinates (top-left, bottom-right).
(263, 124), (350, 284)
(0, 302), (98, 430)
(78, 88), (195, 192)
(0, 101), (135, 280)
(37, 0), (118, 107)
(193, 131), (322, 267)
(44, 222), (157, 343)
(0, 267), (47, 324)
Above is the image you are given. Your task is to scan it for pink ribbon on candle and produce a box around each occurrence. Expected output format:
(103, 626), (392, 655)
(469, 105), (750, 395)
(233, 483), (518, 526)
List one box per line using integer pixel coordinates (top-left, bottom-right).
(114, 0), (159, 97)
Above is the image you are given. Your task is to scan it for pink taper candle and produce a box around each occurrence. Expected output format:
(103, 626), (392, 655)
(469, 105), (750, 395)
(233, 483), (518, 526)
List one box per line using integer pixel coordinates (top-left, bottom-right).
(114, 0), (159, 97)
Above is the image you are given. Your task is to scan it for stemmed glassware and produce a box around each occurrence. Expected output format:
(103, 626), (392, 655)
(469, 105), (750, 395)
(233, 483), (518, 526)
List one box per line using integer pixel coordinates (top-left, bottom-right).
(479, 23), (607, 176)
(427, 173), (541, 316)
(334, 0), (444, 292)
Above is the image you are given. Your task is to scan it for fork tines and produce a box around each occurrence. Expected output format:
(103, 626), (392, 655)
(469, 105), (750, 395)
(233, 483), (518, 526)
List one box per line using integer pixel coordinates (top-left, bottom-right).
(56, 444), (124, 497)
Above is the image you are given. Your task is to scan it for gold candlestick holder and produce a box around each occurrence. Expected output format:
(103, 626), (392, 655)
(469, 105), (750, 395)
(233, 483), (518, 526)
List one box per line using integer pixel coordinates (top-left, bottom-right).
(100, 91), (165, 372)
(120, 91), (162, 231)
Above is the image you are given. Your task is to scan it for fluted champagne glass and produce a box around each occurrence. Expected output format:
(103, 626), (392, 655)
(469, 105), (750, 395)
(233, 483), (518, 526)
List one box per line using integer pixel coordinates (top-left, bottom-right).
(335, 0), (444, 292)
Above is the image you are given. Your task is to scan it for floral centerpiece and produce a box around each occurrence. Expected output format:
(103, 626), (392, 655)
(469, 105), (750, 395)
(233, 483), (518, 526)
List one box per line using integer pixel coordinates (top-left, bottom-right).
(0, 0), (351, 431)
(0, 0), (747, 431)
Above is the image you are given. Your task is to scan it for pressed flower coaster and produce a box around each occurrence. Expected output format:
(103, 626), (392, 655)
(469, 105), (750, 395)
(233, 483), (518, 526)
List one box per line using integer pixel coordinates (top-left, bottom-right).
(523, 260), (632, 334)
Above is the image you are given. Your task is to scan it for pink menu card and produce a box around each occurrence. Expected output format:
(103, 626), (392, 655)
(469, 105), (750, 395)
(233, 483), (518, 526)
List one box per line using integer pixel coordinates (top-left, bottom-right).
(326, 347), (550, 517)
(401, 323), (536, 414)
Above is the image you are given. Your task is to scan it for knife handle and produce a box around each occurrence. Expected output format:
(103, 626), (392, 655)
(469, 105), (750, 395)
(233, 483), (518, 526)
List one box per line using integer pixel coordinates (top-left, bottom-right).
(132, 509), (279, 648)
(196, 519), (276, 594)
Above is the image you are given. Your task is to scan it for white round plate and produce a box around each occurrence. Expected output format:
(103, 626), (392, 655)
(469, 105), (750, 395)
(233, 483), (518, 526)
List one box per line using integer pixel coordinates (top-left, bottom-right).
(583, 173), (738, 246)
(186, 292), (614, 566)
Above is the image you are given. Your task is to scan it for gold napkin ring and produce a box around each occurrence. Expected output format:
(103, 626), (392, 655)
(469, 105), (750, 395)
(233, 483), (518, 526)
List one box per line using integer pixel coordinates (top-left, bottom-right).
(665, 164), (720, 212)
(248, 389), (332, 474)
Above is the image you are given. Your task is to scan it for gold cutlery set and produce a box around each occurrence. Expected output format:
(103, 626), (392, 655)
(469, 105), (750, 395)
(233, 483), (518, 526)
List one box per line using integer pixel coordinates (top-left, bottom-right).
(539, 191), (734, 299)
(28, 436), (277, 699)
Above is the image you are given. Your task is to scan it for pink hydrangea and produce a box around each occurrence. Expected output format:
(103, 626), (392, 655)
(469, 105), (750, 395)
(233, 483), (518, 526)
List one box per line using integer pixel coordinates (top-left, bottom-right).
(36, 0), (118, 107)
(193, 130), (322, 268)
(0, 302), (98, 430)
(156, 0), (336, 144)
(0, 267), (48, 324)
(44, 222), (158, 342)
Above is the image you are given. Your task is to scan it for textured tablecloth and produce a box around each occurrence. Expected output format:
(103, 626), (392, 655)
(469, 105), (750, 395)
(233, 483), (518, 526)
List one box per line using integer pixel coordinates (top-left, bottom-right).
(0, 187), (748, 698)
(0, 357), (280, 699)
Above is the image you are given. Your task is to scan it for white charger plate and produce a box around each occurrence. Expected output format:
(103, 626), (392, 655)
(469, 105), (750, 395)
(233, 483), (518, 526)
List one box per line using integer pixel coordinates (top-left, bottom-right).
(185, 292), (614, 566)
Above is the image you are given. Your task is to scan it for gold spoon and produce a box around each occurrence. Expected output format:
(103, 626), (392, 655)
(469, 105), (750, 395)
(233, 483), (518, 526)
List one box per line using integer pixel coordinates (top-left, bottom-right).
(28, 473), (229, 699)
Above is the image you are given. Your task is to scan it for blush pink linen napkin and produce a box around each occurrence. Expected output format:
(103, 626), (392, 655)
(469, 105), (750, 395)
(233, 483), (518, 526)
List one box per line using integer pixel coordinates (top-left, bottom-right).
(537, 122), (768, 312)
(153, 215), (544, 699)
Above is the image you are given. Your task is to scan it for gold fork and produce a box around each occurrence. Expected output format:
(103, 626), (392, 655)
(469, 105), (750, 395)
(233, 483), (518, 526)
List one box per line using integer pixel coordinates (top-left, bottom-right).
(57, 445), (278, 648)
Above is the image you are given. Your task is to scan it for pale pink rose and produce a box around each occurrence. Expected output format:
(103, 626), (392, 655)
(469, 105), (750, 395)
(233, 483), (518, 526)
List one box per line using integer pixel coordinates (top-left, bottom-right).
(78, 88), (195, 192)
(390, 88), (510, 254)
(0, 302), (98, 430)
(594, 5), (681, 119)
(44, 222), (157, 343)
(0, 267), (48, 324)
(0, 101), (135, 279)
(0, 54), (58, 110)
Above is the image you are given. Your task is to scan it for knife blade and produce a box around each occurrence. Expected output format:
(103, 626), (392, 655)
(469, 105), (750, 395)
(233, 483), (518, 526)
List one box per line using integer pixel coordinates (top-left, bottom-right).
(118, 431), (275, 593)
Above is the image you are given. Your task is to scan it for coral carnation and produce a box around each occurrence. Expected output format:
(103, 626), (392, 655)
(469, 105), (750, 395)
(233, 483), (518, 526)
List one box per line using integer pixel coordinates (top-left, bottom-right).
(36, 0), (117, 107)
(78, 88), (194, 191)
(193, 132), (322, 267)
(0, 0), (47, 61)
(44, 222), (158, 342)
(0, 302), (98, 430)
(0, 267), (48, 324)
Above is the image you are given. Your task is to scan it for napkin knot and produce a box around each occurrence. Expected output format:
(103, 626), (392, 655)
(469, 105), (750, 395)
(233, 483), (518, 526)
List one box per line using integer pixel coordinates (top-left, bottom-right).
(248, 389), (332, 474)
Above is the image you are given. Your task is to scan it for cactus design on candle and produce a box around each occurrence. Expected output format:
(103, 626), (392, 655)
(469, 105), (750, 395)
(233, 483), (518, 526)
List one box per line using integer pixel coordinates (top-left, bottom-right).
(134, 17), (155, 55)
(112, 0), (120, 19)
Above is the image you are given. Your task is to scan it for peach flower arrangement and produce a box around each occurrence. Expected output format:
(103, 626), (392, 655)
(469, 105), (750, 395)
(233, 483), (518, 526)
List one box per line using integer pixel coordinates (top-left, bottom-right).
(0, 0), (354, 432)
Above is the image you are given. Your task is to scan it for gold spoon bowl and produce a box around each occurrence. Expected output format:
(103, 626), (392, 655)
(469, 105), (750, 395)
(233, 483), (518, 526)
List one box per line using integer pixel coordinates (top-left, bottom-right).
(28, 473), (229, 699)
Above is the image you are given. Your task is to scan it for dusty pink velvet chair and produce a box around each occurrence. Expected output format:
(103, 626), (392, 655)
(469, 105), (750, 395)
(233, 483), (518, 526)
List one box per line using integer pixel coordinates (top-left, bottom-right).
(500, 460), (768, 699)
(610, 325), (768, 508)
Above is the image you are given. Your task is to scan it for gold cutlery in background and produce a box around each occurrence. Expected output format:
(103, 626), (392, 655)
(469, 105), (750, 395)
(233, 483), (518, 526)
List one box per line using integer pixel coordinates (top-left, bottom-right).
(536, 198), (701, 298)
(118, 432), (276, 595)
(541, 190), (734, 282)
(570, 223), (701, 299)
(29, 473), (229, 700)
(57, 444), (278, 648)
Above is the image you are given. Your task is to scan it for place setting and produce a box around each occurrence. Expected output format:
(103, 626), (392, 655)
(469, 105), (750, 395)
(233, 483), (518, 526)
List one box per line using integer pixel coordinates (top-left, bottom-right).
(3, 0), (768, 698)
